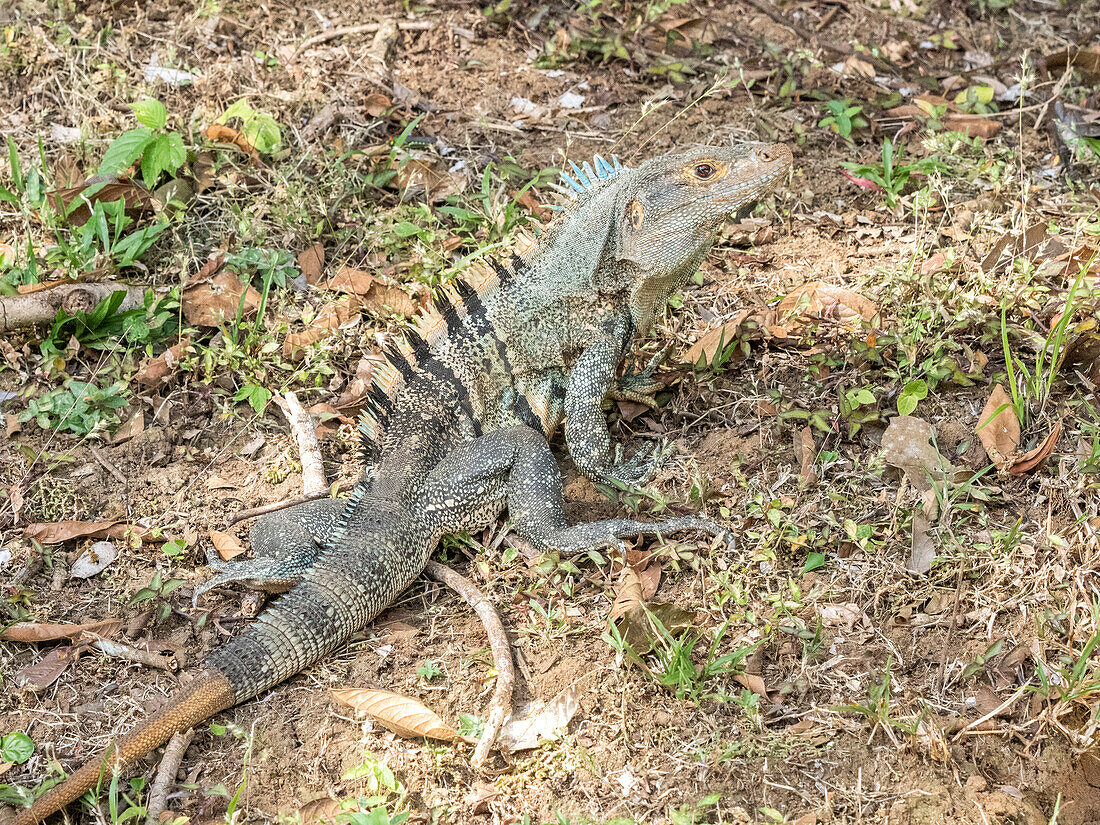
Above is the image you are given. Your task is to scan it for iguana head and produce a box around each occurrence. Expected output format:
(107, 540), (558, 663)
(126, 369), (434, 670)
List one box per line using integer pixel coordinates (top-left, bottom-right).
(613, 143), (792, 333)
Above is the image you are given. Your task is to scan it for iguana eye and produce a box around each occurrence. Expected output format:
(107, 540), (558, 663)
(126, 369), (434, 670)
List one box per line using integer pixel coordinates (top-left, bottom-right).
(694, 163), (716, 179)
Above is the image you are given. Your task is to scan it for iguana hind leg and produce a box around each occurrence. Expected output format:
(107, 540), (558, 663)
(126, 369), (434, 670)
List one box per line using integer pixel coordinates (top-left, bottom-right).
(415, 425), (728, 555)
(193, 497), (345, 604)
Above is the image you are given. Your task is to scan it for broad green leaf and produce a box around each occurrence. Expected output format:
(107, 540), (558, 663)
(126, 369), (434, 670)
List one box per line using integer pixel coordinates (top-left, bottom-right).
(802, 552), (826, 574)
(897, 378), (929, 415)
(98, 128), (154, 178)
(130, 99), (167, 131)
(1, 731), (34, 764)
(141, 132), (186, 186)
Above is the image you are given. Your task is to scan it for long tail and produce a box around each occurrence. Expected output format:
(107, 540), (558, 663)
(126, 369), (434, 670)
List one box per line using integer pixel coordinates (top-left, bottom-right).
(10, 671), (235, 825)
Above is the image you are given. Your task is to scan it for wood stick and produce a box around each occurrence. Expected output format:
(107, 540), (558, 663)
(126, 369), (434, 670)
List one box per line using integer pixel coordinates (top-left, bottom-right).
(279, 391), (327, 496)
(0, 283), (146, 333)
(424, 560), (514, 768)
(144, 729), (194, 825)
(298, 20), (434, 52)
(227, 490), (337, 528)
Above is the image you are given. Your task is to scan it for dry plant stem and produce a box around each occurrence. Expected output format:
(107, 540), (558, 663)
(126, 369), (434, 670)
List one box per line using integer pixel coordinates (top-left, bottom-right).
(297, 19), (434, 51)
(87, 637), (177, 671)
(280, 391), (327, 496)
(0, 283), (145, 333)
(89, 445), (128, 484)
(950, 685), (1029, 743)
(227, 489), (342, 527)
(424, 560), (514, 768)
(143, 728), (194, 825)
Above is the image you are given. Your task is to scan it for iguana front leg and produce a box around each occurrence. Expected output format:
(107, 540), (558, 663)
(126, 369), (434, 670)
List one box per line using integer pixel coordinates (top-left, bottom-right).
(414, 425), (727, 555)
(193, 498), (344, 604)
(609, 345), (668, 410)
(566, 336), (661, 487)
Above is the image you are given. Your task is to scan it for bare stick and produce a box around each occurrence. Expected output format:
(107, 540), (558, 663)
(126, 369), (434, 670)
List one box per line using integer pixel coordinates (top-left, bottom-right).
(85, 637), (178, 672)
(227, 490), (336, 528)
(0, 283), (146, 333)
(298, 20), (434, 52)
(424, 560), (514, 768)
(144, 729), (194, 825)
(89, 445), (128, 485)
(279, 392), (327, 496)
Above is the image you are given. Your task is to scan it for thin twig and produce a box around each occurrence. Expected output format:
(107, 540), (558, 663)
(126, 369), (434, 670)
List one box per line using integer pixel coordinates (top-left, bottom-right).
(950, 685), (1029, 743)
(298, 20), (434, 52)
(85, 636), (178, 671)
(227, 490), (338, 528)
(279, 391), (327, 496)
(89, 445), (127, 485)
(424, 560), (514, 768)
(144, 729), (194, 825)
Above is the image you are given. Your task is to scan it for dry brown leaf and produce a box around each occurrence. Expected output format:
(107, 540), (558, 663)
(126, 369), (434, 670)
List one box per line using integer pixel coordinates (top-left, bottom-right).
(733, 672), (770, 700)
(943, 114), (1002, 138)
(636, 562), (661, 601)
(683, 308), (778, 365)
(135, 336), (191, 389)
(13, 645), (74, 692)
(295, 798), (363, 824)
(297, 243), (325, 285)
(23, 520), (158, 544)
(362, 282), (417, 316)
(331, 688), (458, 741)
(1008, 420), (1062, 476)
(283, 297), (365, 360)
(498, 685), (581, 754)
(181, 270), (262, 327)
(111, 408), (145, 445)
(1, 618), (123, 642)
(324, 267), (375, 296)
(47, 177), (155, 226)
(334, 355), (382, 412)
(364, 92), (392, 117)
(778, 282), (878, 328)
(798, 426), (817, 487)
(607, 566), (694, 658)
(203, 123), (257, 157)
(881, 415), (957, 491)
(976, 385), (1020, 469)
(210, 529), (246, 561)
(1045, 46), (1100, 79)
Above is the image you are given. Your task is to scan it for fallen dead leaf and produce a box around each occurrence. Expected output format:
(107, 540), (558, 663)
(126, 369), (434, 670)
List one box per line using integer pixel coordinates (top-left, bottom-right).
(777, 282), (878, 328)
(283, 296), (365, 360)
(881, 415), (958, 491)
(944, 114), (1002, 138)
(203, 123), (258, 157)
(821, 603), (865, 630)
(295, 798), (364, 824)
(135, 336), (191, 389)
(1008, 420), (1062, 476)
(498, 685), (581, 754)
(24, 520), (159, 544)
(14, 646), (74, 692)
(297, 243), (325, 285)
(364, 92), (392, 117)
(733, 672), (770, 701)
(607, 566), (695, 659)
(210, 529), (246, 561)
(47, 177), (155, 226)
(797, 426), (817, 487)
(976, 385), (1020, 469)
(1, 619), (123, 642)
(683, 308), (779, 366)
(181, 269), (262, 327)
(111, 408), (144, 445)
(70, 540), (118, 579)
(332, 688), (458, 741)
(324, 267), (375, 296)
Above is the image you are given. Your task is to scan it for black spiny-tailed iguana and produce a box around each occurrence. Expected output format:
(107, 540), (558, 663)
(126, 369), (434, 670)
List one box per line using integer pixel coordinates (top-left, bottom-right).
(9, 141), (792, 824)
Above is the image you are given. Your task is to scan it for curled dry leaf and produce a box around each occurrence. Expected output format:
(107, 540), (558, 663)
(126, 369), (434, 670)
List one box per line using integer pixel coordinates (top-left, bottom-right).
(321, 268), (417, 316)
(778, 282), (879, 329)
(332, 688), (458, 741)
(976, 385), (1020, 470)
(204, 123), (258, 157)
(1008, 420), (1062, 476)
(607, 566), (694, 658)
(943, 114), (1001, 138)
(1, 618), (123, 642)
(296, 798), (364, 824)
(283, 296), (365, 360)
(135, 336), (191, 389)
(497, 685), (581, 754)
(210, 529), (246, 561)
(683, 307), (782, 366)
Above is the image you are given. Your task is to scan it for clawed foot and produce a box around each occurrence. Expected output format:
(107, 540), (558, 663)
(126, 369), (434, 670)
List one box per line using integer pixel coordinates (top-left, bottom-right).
(610, 346), (670, 409)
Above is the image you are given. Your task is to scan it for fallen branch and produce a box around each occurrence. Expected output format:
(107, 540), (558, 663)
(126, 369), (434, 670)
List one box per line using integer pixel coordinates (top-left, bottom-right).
(424, 561), (514, 768)
(278, 391), (327, 496)
(297, 19), (434, 52)
(85, 636), (178, 672)
(0, 282), (146, 333)
(144, 729), (194, 825)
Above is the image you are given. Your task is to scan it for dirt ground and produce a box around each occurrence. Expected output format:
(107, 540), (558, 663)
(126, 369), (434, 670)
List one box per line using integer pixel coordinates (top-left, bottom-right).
(2, 0), (1100, 824)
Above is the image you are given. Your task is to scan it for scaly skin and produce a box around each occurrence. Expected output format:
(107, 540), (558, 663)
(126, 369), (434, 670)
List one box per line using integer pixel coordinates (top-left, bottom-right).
(7, 142), (791, 824)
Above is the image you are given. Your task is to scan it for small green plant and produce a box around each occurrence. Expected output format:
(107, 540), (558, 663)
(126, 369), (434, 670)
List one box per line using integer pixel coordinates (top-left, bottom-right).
(897, 378), (928, 415)
(838, 386), (880, 438)
(953, 84), (997, 114)
(416, 659), (443, 681)
(840, 138), (947, 208)
(98, 99), (187, 188)
(19, 378), (129, 437)
(129, 571), (185, 623)
(997, 259), (1093, 430)
(818, 99), (867, 140)
(0, 732), (33, 764)
(216, 99), (283, 154)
